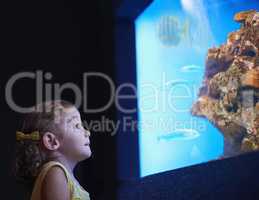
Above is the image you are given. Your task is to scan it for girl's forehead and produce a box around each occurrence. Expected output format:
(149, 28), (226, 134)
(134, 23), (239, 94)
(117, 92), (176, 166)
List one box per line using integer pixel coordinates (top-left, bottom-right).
(63, 107), (81, 122)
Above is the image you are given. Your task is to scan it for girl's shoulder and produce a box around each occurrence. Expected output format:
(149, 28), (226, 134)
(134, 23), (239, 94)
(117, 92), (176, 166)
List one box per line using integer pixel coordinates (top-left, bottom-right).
(41, 163), (71, 200)
(40, 161), (71, 179)
(31, 161), (90, 200)
(30, 161), (73, 200)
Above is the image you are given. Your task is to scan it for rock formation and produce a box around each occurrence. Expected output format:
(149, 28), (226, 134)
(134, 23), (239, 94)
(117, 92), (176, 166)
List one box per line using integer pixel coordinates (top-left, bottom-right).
(191, 10), (259, 158)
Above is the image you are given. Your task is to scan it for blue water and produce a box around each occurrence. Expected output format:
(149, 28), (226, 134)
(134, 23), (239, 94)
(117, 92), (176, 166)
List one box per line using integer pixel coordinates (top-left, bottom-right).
(135, 0), (259, 177)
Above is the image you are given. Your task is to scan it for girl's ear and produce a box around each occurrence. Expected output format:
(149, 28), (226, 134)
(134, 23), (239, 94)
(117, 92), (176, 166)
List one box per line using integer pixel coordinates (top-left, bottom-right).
(42, 132), (60, 151)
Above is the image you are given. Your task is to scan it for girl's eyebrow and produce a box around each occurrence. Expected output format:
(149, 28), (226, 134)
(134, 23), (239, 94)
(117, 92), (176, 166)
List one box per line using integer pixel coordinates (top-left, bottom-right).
(67, 116), (79, 123)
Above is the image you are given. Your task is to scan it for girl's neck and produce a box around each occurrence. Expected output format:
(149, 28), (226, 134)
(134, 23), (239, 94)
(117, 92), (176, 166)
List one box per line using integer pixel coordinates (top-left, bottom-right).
(49, 154), (77, 174)
(47, 154), (82, 186)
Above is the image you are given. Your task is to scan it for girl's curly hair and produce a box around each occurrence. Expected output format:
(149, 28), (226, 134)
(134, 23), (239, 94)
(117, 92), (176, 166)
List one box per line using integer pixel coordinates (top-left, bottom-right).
(15, 100), (74, 182)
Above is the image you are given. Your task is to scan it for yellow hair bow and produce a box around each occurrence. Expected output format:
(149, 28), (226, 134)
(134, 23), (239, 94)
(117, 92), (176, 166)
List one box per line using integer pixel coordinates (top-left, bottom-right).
(16, 131), (40, 141)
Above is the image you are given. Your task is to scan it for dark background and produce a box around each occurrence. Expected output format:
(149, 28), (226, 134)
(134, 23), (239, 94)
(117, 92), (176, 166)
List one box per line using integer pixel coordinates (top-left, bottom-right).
(1, 0), (120, 199)
(3, 1), (259, 200)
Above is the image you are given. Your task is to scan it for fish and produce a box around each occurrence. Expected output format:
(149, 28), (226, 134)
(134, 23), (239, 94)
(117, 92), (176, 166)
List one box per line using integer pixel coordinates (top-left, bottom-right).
(180, 65), (202, 72)
(164, 79), (188, 87)
(157, 15), (190, 47)
(157, 129), (200, 141)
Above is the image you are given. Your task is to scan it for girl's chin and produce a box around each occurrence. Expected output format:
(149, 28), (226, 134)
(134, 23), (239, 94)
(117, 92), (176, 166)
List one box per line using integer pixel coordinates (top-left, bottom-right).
(79, 150), (92, 160)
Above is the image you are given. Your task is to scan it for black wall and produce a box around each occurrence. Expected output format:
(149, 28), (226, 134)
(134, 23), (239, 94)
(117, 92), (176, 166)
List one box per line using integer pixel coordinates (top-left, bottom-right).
(118, 151), (259, 200)
(2, 1), (117, 199)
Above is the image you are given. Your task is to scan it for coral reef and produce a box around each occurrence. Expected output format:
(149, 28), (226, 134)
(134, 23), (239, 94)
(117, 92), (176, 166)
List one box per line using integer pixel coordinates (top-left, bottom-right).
(191, 10), (259, 157)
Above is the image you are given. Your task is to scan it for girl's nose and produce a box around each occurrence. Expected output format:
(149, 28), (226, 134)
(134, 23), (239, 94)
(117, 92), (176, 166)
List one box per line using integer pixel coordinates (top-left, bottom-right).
(84, 129), (91, 137)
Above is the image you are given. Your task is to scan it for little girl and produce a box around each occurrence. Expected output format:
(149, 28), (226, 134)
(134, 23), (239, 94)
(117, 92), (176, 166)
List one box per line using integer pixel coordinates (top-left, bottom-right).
(15, 100), (92, 200)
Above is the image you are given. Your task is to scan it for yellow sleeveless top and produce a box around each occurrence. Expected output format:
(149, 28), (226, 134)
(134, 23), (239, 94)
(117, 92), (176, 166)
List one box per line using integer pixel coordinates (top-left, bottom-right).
(30, 161), (90, 200)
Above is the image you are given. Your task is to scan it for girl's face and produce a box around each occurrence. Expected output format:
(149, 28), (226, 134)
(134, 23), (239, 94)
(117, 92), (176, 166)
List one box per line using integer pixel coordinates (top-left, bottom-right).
(58, 107), (91, 162)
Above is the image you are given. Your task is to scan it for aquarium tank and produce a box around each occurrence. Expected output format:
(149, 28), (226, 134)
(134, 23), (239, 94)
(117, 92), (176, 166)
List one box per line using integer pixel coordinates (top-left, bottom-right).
(135, 0), (259, 177)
